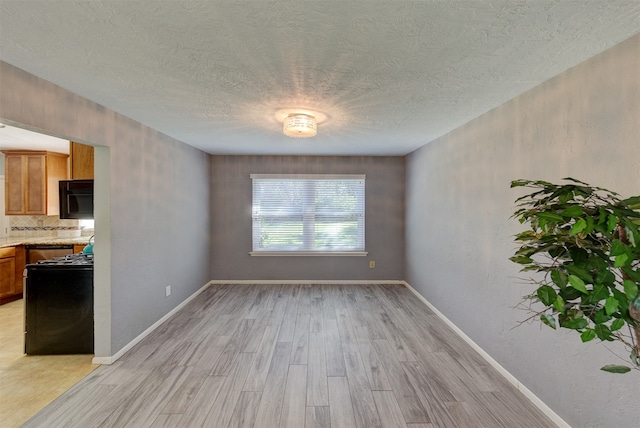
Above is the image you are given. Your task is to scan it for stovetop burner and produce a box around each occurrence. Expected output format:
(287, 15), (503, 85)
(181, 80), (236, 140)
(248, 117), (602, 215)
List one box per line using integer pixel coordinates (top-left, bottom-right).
(35, 253), (94, 266)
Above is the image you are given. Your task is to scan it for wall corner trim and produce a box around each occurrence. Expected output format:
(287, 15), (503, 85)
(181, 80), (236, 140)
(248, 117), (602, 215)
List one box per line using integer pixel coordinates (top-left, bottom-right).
(402, 281), (570, 428)
(91, 281), (213, 365)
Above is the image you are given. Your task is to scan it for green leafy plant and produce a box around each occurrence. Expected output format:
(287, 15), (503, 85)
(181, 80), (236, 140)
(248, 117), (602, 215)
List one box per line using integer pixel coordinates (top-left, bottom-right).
(510, 178), (640, 373)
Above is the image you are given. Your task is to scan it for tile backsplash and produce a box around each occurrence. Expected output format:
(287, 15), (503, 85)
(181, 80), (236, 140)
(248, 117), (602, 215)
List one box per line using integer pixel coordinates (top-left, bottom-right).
(10, 215), (92, 237)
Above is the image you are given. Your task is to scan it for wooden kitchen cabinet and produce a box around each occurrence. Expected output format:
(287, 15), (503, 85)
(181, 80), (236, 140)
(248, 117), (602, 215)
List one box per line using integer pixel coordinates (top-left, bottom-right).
(69, 141), (94, 179)
(14, 245), (25, 295)
(0, 246), (26, 305)
(0, 247), (17, 304)
(2, 150), (68, 215)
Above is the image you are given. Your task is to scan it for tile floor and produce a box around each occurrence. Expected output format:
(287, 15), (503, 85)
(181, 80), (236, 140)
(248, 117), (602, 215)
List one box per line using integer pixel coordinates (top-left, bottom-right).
(0, 299), (97, 427)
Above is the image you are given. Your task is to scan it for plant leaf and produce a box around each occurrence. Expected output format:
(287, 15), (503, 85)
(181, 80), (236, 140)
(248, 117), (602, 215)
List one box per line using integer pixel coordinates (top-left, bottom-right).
(623, 279), (638, 300)
(594, 309), (612, 324)
(583, 215), (595, 235)
(510, 179), (530, 188)
(625, 226), (637, 247)
(598, 207), (608, 224)
(622, 267), (640, 282)
(581, 329), (596, 342)
(541, 314), (556, 329)
(569, 248), (589, 265)
(510, 255), (533, 264)
(562, 205), (583, 218)
(600, 365), (631, 374)
(611, 289), (629, 312)
(536, 212), (565, 223)
(614, 253), (630, 268)
(537, 286), (557, 306)
(550, 269), (568, 288)
(610, 240), (627, 256)
(621, 195), (640, 207)
(561, 177), (588, 185)
(595, 270), (615, 286)
(570, 218), (587, 236)
(553, 295), (565, 312)
(568, 275), (588, 294)
(604, 297), (618, 315)
(562, 317), (588, 330)
(611, 318), (625, 331)
(559, 286), (583, 301)
(594, 324), (613, 341)
(559, 192), (575, 204)
(589, 284), (609, 302)
(565, 265), (593, 283)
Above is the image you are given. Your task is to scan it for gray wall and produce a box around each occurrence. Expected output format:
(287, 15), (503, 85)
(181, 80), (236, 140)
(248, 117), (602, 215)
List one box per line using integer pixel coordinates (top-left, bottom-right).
(0, 61), (211, 357)
(211, 155), (405, 280)
(406, 34), (640, 427)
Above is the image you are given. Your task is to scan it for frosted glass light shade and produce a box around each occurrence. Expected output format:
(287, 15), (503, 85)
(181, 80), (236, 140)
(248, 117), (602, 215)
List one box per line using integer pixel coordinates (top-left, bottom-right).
(283, 114), (317, 138)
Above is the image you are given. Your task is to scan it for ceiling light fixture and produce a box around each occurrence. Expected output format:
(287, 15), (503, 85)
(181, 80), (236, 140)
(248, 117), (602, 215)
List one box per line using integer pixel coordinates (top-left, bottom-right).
(283, 113), (317, 138)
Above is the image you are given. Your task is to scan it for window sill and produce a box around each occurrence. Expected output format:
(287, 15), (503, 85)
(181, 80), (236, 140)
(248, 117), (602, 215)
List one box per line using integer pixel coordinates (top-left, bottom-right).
(249, 251), (368, 257)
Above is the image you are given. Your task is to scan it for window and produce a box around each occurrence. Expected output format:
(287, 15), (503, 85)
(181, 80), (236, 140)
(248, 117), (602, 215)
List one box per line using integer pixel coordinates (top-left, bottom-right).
(251, 174), (366, 255)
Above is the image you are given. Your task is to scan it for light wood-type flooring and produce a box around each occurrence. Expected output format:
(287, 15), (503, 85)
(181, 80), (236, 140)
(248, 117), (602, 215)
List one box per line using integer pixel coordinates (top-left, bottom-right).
(0, 299), (98, 427)
(24, 283), (557, 427)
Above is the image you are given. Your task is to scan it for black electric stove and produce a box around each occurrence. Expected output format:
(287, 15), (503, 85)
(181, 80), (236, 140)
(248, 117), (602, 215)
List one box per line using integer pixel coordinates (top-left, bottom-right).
(24, 253), (94, 355)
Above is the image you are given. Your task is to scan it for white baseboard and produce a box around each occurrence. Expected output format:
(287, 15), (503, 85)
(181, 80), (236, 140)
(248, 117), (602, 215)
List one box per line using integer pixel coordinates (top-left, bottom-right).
(402, 281), (569, 428)
(92, 281), (213, 365)
(207, 279), (406, 285)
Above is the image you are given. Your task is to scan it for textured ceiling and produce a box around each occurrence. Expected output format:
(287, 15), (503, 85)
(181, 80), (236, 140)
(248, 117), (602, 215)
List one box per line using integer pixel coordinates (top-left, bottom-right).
(1, 1), (639, 156)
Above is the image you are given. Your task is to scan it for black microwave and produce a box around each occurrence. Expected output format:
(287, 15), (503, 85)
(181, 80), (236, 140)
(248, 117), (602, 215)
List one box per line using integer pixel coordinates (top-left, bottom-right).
(59, 179), (94, 219)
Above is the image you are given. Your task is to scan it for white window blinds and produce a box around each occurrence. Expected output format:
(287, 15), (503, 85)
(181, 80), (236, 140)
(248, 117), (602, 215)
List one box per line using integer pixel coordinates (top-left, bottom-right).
(251, 174), (365, 253)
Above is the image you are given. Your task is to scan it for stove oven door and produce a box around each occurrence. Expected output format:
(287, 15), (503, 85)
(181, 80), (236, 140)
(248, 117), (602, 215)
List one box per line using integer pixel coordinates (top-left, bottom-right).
(24, 265), (94, 355)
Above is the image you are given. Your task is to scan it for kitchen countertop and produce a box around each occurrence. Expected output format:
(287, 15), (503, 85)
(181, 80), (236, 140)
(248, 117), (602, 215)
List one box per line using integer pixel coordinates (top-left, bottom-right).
(0, 236), (91, 248)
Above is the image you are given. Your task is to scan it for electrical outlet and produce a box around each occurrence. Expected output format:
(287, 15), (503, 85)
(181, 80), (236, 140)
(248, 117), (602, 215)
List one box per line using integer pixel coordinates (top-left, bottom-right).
(369, 260), (376, 269)
(165, 285), (172, 297)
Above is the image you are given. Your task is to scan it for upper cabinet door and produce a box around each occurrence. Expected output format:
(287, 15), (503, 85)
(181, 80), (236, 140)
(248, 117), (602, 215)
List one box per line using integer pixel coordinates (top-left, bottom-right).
(70, 142), (94, 179)
(4, 154), (25, 215)
(2, 150), (68, 216)
(25, 154), (47, 215)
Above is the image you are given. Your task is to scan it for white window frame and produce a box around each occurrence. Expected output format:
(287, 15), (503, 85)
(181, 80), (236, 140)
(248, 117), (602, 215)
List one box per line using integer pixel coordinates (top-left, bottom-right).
(250, 174), (367, 256)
